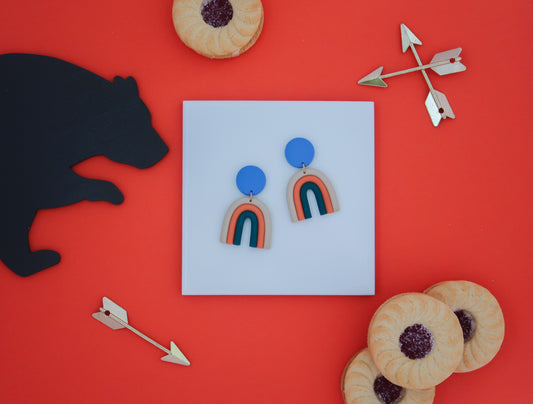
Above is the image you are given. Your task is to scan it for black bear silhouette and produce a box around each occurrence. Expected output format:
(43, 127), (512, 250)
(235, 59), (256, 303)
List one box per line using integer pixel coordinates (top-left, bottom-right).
(0, 53), (169, 277)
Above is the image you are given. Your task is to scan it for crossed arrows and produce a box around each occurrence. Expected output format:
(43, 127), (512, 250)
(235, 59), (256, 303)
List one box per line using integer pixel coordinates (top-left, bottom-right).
(358, 24), (466, 126)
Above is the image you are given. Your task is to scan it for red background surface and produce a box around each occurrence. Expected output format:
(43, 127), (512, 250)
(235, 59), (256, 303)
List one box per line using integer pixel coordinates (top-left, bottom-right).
(0, 1), (531, 403)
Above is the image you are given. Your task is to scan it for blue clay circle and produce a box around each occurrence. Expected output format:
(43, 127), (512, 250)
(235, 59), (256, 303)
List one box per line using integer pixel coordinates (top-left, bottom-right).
(236, 165), (266, 196)
(285, 137), (315, 168)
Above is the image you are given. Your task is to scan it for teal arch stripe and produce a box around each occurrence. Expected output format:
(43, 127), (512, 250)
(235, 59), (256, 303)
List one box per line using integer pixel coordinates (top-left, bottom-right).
(300, 182), (328, 219)
(233, 210), (259, 247)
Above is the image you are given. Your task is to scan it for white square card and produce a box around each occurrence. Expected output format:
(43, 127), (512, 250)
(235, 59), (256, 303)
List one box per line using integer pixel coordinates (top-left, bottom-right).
(182, 101), (374, 295)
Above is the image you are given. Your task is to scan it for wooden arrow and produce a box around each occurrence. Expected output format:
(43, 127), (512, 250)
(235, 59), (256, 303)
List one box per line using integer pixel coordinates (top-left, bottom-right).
(92, 297), (191, 366)
(401, 23), (454, 126)
(358, 50), (465, 87)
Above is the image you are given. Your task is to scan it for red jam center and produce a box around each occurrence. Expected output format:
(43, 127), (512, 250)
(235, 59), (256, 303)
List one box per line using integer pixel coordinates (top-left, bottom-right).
(373, 375), (405, 404)
(455, 309), (476, 342)
(399, 323), (434, 360)
(201, 0), (233, 28)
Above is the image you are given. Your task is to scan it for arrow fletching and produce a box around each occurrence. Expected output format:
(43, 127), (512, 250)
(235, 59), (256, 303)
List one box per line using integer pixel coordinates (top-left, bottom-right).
(92, 297), (128, 329)
(434, 89), (455, 119)
(401, 24), (422, 52)
(358, 66), (387, 87)
(161, 341), (191, 366)
(430, 48), (466, 75)
(425, 90), (455, 126)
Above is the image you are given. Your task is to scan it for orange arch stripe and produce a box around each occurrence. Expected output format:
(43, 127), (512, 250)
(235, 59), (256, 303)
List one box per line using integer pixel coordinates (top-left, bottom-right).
(226, 203), (266, 248)
(293, 175), (334, 221)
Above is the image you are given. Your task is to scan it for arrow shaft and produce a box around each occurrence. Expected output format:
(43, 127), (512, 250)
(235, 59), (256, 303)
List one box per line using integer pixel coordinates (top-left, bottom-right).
(99, 307), (171, 355)
(380, 57), (462, 79)
(409, 44), (435, 91)
(409, 43), (444, 115)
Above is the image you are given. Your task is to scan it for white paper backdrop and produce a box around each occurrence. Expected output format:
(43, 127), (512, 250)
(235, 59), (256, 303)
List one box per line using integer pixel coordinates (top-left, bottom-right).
(182, 101), (374, 295)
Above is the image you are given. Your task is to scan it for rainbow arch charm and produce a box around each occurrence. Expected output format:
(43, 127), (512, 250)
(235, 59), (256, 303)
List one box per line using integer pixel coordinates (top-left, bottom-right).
(220, 165), (272, 249)
(220, 197), (272, 249)
(287, 167), (339, 222)
(285, 137), (339, 222)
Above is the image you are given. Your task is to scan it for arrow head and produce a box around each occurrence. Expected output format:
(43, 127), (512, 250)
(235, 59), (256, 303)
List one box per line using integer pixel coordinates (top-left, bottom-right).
(401, 24), (422, 52)
(161, 341), (191, 366)
(430, 48), (466, 75)
(358, 67), (387, 87)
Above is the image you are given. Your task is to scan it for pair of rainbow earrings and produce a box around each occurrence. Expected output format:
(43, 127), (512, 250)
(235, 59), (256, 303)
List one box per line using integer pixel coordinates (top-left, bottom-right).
(220, 138), (340, 249)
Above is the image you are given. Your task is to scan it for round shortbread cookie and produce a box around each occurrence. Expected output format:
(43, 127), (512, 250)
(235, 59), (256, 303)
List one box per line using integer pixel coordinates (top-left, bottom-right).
(172, 0), (263, 59)
(424, 280), (505, 372)
(342, 348), (435, 404)
(368, 293), (464, 390)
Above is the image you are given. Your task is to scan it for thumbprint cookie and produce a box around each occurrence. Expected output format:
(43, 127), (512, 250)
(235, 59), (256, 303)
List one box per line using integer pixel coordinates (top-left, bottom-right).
(172, 0), (264, 58)
(342, 348), (435, 404)
(424, 280), (505, 372)
(368, 293), (464, 390)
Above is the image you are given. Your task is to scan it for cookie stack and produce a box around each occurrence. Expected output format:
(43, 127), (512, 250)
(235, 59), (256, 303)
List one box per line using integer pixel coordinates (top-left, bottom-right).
(342, 280), (505, 404)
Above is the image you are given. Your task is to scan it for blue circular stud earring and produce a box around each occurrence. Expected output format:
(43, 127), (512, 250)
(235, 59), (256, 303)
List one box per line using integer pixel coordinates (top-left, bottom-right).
(221, 166), (272, 249)
(284, 137), (340, 222)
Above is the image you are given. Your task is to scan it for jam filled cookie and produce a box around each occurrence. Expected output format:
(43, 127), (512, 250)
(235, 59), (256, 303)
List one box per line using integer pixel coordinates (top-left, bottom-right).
(342, 348), (435, 404)
(172, 0), (264, 59)
(424, 280), (505, 372)
(368, 293), (464, 390)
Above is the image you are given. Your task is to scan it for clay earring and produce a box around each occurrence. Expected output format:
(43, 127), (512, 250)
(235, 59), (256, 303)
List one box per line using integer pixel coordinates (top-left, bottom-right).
(221, 165), (272, 249)
(285, 137), (340, 222)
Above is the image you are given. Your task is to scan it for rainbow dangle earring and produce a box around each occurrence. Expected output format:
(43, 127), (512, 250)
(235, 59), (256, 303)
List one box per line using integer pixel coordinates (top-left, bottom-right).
(285, 137), (340, 222)
(221, 166), (272, 249)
